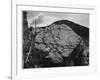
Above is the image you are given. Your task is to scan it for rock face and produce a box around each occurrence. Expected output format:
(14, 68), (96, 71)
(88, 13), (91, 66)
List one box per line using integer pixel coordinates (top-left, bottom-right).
(35, 24), (80, 57)
(23, 20), (89, 68)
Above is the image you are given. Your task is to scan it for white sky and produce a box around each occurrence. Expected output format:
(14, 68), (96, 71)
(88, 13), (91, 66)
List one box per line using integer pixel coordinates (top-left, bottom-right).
(27, 11), (89, 28)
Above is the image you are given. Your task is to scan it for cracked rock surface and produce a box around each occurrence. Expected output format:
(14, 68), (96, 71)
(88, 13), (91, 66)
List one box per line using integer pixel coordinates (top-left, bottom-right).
(35, 24), (81, 58)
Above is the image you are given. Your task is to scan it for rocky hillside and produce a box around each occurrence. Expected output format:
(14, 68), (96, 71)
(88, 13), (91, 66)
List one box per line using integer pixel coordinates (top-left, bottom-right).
(23, 19), (89, 68)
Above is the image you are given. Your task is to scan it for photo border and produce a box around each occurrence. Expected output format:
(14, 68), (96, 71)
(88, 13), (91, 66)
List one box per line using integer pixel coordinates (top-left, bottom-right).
(11, 3), (97, 80)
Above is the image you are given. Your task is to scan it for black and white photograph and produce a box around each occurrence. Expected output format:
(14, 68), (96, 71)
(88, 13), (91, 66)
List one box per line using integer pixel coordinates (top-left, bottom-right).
(22, 11), (89, 68)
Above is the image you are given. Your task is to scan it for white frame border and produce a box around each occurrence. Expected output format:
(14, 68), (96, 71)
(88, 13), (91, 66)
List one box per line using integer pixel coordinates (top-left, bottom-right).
(11, 2), (97, 80)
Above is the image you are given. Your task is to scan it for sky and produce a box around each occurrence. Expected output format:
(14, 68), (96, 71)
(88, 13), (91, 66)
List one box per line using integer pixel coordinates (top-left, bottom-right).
(26, 11), (89, 28)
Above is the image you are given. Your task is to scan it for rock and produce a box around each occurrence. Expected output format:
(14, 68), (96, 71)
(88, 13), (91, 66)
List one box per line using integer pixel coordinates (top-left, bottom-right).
(24, 19), (89, 68)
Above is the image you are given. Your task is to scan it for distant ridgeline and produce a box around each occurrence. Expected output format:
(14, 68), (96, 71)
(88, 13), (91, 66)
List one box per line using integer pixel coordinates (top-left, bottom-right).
(23, 19), (89, 68)
(35, 20), (89, 40)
